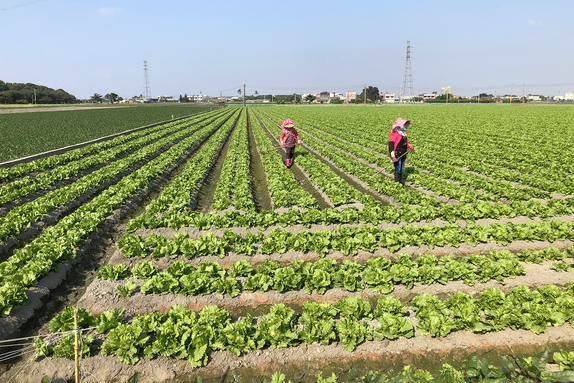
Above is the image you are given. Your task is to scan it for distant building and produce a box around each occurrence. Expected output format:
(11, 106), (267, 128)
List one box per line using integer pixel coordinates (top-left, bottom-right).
(316, 92), (330, 103)
(188, 94), (205, 102)
(345, 92), (357, 103)
(564, 93), (574, 101)
(157, 96), (177, 102)
(421, 92), (438, 100)
(380, 93), (398, 103)
(527, 94), (542, 101)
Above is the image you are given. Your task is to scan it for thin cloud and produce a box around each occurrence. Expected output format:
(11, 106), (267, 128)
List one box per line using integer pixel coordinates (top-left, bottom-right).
(528, 19), (542, 26)
(97, 7), (122, 15)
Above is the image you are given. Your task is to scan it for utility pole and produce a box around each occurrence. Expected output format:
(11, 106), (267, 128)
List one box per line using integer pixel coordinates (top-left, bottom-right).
(243, 84), (246, 107)
(522, 82), (525, 104)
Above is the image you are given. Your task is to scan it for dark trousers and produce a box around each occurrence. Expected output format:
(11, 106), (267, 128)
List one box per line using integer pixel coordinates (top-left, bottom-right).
(393, 157), (406, 174)
(285, 146), (295, 160)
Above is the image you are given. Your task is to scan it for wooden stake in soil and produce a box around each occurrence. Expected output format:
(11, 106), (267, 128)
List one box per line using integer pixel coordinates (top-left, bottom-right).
(74, 309), (80, 383)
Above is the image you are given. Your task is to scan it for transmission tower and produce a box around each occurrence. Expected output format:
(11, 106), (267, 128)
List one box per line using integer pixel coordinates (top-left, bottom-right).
(143, 60), (151, 101)
(399, 41), (414, 103)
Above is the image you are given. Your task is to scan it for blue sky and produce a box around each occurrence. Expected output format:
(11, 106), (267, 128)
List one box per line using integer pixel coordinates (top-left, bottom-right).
(1, 0), (573, 99)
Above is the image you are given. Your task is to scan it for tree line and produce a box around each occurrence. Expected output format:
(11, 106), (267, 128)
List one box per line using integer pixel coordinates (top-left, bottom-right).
(0, 81), (77, 104)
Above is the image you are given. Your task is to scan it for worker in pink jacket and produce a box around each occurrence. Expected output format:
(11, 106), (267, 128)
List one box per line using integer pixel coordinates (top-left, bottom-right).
(388, 117), (414, 185)
(280, 119), (301, 168)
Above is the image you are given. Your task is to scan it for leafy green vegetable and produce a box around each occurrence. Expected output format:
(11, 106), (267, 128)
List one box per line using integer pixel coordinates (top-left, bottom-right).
(101, 324), (150, 365)
(131, 260), (159, 279)
(97, 264), (130, 280)
(335, 316), (372, 352)
(53, 334), (96, 360)
(96, 308), (125, 334)
(255, 304), (300, 349)
(554, 350), (574, 371)
(49, 307), (95, 333)
(117, 281), (138, 297)
(298, 302), (337, 345)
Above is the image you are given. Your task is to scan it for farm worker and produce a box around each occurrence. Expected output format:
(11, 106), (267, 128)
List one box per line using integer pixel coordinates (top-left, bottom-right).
(280, 119), (301, 168)
(388, 117), (414, 185)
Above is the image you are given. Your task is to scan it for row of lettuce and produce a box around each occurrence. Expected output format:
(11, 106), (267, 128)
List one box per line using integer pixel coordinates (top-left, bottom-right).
(122, 219), (574, 259)
(99, 245), (574, 298)
(0, 108), (240, 317)
(34, 283), (574, 368)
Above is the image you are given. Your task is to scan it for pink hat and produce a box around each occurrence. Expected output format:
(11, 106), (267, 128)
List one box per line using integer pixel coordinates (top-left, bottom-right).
(392, 118), (410, 131)
(281, 119), (295, 128)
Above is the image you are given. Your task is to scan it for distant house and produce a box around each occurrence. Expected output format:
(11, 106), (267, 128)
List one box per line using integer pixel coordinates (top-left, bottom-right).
(187, 94), (205, 102)
(422, 92), (438, 100)
(157, 96), (177, 102)
(380, 93), (398, 103)
(316, 92), (330, 103)
(345, 92), (357, 103)
(527, 94), (542, 101)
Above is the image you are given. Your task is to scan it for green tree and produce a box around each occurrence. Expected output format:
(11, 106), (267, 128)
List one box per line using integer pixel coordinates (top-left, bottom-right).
(357, 86), (379, 103)
(105, 92), (119, 103)
(90, 93), (104, 103)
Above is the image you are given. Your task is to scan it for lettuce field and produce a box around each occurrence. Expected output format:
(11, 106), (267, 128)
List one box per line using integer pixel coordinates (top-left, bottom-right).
(1, 104), (574, 382)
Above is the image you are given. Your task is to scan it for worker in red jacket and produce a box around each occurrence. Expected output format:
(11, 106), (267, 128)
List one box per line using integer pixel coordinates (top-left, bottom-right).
(280, 119), (301, 168)
(388, 117), (414, 185)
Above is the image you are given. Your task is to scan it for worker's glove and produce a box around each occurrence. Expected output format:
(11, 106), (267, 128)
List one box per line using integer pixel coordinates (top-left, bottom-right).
(390, 151), (397, 162)
(297, 140), (301, 145)
(408, 144), (414, 152)
(280, 141), (286, 148)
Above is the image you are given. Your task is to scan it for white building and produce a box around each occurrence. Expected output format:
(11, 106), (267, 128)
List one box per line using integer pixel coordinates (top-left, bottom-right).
(422, 93), (438, 100)
(157, 96), (177, 102)
(380, 93), (398, 103)
(527, 94), (542, 101)
(188, 94), (205, 102)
